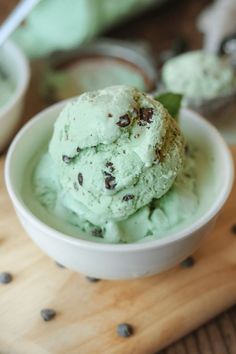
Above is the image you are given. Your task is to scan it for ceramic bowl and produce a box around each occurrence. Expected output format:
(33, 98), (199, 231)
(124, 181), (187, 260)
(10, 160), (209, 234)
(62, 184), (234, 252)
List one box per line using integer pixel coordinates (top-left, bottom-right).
(0, 40), (30, 152)
(5, 102), (234, 280)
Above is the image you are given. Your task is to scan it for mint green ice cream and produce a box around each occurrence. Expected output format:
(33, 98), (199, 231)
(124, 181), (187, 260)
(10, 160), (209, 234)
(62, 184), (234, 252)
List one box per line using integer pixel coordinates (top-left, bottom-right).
(162, 51), (236, 102)
(26, 86), (199, 244)
(12, 0), (159, 58)
(49, 86), (184, 224)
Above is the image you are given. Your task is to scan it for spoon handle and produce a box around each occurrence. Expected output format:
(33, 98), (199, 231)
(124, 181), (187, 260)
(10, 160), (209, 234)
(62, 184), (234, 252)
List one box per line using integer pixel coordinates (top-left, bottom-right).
(0, 0), (40, 48)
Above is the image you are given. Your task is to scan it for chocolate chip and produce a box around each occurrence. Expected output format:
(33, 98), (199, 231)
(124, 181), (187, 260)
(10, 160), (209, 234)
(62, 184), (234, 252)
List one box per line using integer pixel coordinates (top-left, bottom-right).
(76, 147), (81, 153)
(0, 272), (13, 284)
(105, 175), (116, 190)
(104, 171), (112, 177)
(78, 173), (83, 186)
(105, 161), (115, 172)
(116, 114), (130, 128)
(73, 182), (79, 191)
(180, 256), (195, 268)
(140, 107), (153, 124)
(62, 155), (72, 164)
(122, 194), (135, 202)
(117, 323), (134, 338)
(86, 276), (101, 283)
(40, 308), (56, 321)
(106, 162), (113, 167)
(91, 228), (103, 238)
(231, 224), (236, 234)
(55, 261), (65, 268)
(108, 113), (113, 117)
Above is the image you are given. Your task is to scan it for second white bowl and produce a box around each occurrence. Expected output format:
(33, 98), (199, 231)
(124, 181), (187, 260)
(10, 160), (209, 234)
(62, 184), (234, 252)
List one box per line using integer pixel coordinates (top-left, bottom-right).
(0, 40), (30, 152)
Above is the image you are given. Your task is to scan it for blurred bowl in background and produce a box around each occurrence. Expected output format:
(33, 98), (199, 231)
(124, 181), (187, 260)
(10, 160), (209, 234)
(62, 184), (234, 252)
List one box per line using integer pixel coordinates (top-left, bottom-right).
(0, 40), (30, 152)
(42, 39), (157, 102)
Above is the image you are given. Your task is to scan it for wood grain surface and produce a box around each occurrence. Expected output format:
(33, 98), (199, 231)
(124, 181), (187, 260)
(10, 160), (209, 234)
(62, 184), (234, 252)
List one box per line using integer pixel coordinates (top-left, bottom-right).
(2, 0), (236, 353)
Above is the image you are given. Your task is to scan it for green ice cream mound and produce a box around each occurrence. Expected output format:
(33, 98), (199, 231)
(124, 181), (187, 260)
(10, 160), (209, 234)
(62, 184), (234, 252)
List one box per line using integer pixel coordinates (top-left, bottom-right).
(49, 86), (185, 225)
(162, 51), (236, 102)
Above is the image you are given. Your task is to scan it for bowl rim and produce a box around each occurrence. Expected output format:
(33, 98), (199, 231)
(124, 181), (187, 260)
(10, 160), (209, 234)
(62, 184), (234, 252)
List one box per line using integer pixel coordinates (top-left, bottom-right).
(5, 101), (235, 253)
(0, 39), (30, 117)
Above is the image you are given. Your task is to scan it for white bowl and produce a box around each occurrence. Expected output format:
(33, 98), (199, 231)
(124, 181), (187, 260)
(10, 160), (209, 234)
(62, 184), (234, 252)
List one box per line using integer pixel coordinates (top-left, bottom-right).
(5, 102), (234, 280)
(0, 40), (30, 152)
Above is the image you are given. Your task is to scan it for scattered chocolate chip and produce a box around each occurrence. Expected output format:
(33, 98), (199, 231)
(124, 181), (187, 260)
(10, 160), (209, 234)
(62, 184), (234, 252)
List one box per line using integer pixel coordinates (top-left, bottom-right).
(0, 272), (13, 284)
(62, 155), (72, 164)
(108, 113), (113, 117)
(73, 182), (79, 191)
(231, 224), (236, 234)
(40, 308), (56, 321)
(140, 107), (153, 124)
(116, 114), (130, 128)
(91, 228), (103, 238)
(122, 194), (135, 202)
(180, 256), (195, 268)
(117, 323), (134, 338)
(55, 261), (65, 268)
(86, 276), (101, 283)
(76, 147), (81, 153)
(78, 173), (83, 186)
(105, 175), (116, 190)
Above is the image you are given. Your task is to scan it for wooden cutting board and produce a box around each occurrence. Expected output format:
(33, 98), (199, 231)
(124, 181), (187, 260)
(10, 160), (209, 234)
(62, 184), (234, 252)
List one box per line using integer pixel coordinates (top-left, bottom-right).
(1, 148), (236, 354)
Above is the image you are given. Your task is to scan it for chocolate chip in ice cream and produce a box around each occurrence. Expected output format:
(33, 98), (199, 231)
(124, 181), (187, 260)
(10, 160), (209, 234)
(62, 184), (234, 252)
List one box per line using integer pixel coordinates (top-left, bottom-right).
(105, 175), (116, 190)
(78, 173), (83, 186)
(91, 228), (103, 238)
(104, 171), (112, 177)
(105, 161), (115, 172)
(116, 114), (130, 127)
(139, 107), (153, 124)
(62, 155), (72, 164)
(122, 194), (135, 202)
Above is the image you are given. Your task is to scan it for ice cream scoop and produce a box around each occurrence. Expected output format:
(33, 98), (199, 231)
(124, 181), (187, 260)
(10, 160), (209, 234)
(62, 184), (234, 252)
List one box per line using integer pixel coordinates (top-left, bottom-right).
(49, 86), (185, 225)
(162, 51), (236, 103)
